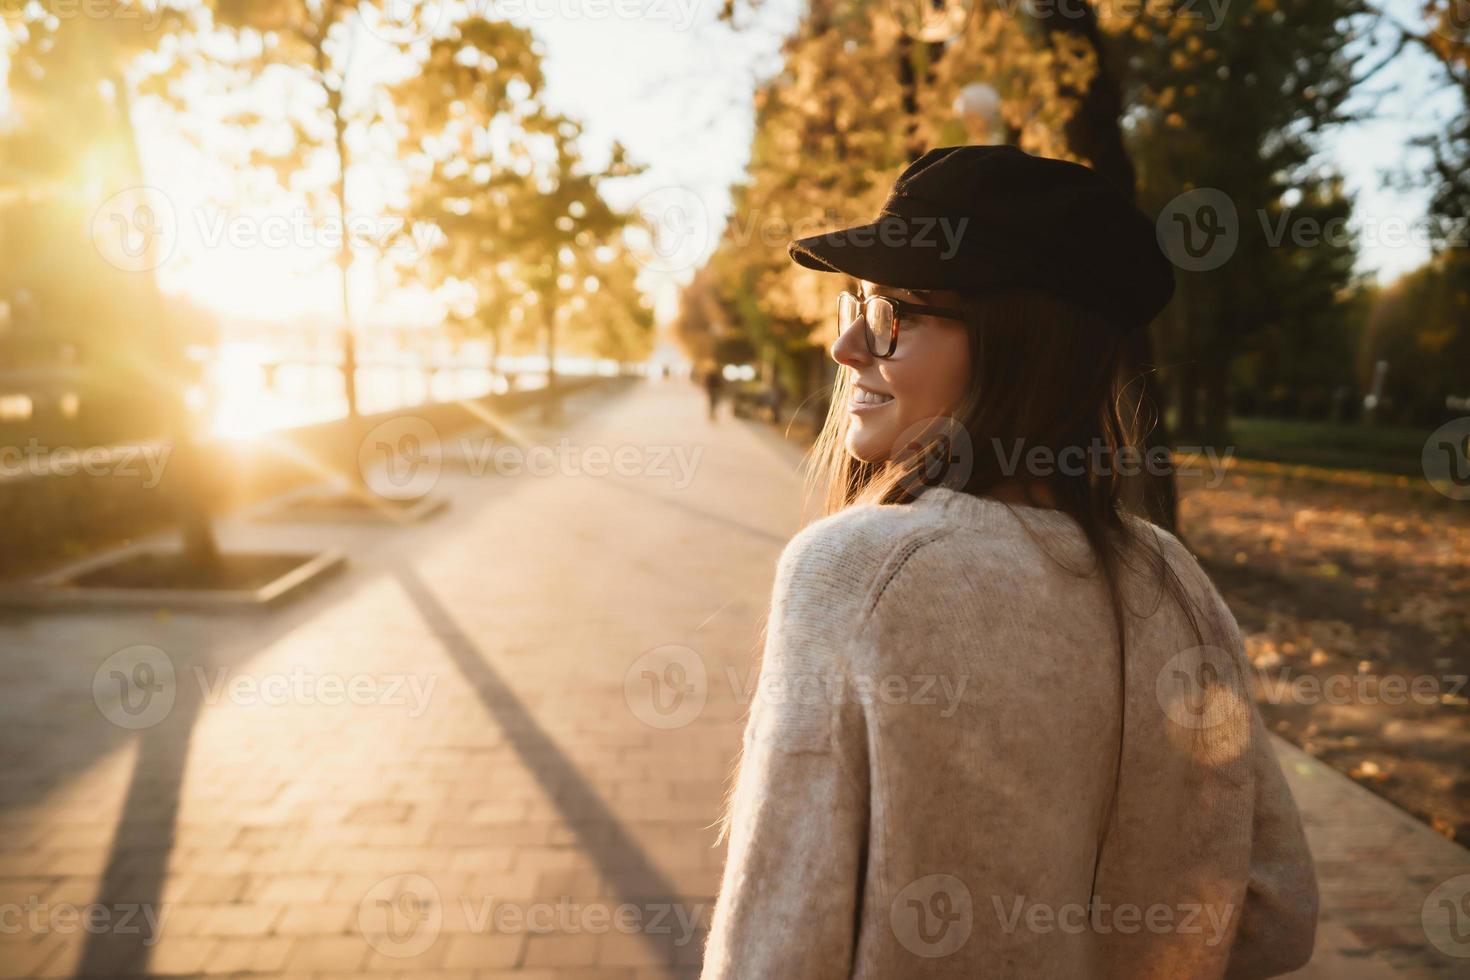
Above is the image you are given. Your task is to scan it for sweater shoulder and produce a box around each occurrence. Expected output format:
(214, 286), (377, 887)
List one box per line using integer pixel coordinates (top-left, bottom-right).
(774, 501), (956, 615)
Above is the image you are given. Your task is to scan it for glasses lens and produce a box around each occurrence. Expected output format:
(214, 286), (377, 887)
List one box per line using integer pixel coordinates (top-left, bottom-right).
(837, 292), (860, 335)
(865, 297), (895, 355)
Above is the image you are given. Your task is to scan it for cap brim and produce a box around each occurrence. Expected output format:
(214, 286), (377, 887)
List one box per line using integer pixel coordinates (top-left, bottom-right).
(788, 222), (1014, 293)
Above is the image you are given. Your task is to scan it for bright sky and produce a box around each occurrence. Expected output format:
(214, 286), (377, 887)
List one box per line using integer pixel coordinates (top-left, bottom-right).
(5, 0), (1459, 331)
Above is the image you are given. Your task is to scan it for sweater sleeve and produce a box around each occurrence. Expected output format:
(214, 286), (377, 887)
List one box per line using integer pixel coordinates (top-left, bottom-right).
(701, 522), (877, 980)
(1224, 688), (1320, 978)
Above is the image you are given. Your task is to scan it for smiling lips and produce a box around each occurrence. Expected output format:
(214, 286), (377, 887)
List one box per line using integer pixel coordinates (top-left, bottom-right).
(850, 384), (895, 411)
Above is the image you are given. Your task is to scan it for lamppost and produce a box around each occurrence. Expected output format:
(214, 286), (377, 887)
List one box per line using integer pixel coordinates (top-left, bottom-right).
(953, 81), (1005, 145)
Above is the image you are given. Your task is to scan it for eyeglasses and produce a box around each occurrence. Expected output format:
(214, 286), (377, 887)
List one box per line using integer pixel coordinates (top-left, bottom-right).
(837, 290), (970, 358)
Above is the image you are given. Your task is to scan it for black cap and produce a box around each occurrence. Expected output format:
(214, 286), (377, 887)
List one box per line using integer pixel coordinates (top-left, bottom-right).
(788, 145), (1175, 332)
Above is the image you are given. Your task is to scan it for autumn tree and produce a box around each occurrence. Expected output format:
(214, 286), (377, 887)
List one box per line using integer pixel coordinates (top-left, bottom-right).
(0, 1), (227, 565)
(207, 0), (434, 423)
(392, 13), (649, 408)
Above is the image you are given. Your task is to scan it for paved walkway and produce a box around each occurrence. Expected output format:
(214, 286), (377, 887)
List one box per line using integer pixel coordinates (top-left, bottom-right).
(0, 379), (1466, 978)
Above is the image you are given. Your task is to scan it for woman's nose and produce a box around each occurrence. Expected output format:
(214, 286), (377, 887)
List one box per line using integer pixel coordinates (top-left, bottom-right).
(831, 314), (872, 369)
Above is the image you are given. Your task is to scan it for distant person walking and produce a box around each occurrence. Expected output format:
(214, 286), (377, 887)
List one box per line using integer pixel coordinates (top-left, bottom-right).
(703, 366), (724, 421)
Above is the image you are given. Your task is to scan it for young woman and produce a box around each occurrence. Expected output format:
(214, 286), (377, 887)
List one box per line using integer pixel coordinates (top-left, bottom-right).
(701, 146), (1318, 979)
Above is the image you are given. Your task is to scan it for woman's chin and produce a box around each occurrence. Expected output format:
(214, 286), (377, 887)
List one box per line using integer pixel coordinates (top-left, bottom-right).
(844, 426), (893, 464)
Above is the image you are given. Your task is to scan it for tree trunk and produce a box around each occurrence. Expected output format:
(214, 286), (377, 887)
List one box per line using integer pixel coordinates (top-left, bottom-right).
(113, 71), (222, 567)
(896, 34), (947, 161)
(329, 84), (360, 425)
(1031, 6), (1180, 534)
(1202, 350), (1230, 448)
(540, 271), (560, 423)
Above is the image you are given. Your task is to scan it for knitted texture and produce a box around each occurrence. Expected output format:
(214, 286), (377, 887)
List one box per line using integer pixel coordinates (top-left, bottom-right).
(702, 487), (1318, 979)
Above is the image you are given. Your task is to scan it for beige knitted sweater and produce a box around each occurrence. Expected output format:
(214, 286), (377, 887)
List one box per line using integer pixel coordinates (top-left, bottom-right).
(702, 487), (1317, 979)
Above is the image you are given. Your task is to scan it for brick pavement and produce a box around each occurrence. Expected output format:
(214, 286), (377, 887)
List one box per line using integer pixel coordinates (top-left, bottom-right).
(0, 378), (1466, 978)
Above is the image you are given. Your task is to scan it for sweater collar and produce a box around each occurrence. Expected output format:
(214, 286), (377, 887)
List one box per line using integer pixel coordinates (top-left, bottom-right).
(913, 486), (1082, 532)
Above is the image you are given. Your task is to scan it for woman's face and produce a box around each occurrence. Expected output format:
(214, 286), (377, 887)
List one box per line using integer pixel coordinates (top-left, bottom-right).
(831, 280), (973, 463)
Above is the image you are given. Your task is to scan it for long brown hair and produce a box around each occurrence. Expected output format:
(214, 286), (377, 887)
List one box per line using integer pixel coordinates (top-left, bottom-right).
(801, 284), (1208, 898)
(804, 283), (1202, 649)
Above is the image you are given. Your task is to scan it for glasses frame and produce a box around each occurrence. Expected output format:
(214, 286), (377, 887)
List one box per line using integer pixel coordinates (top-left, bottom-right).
(838, 289), (970, 359)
